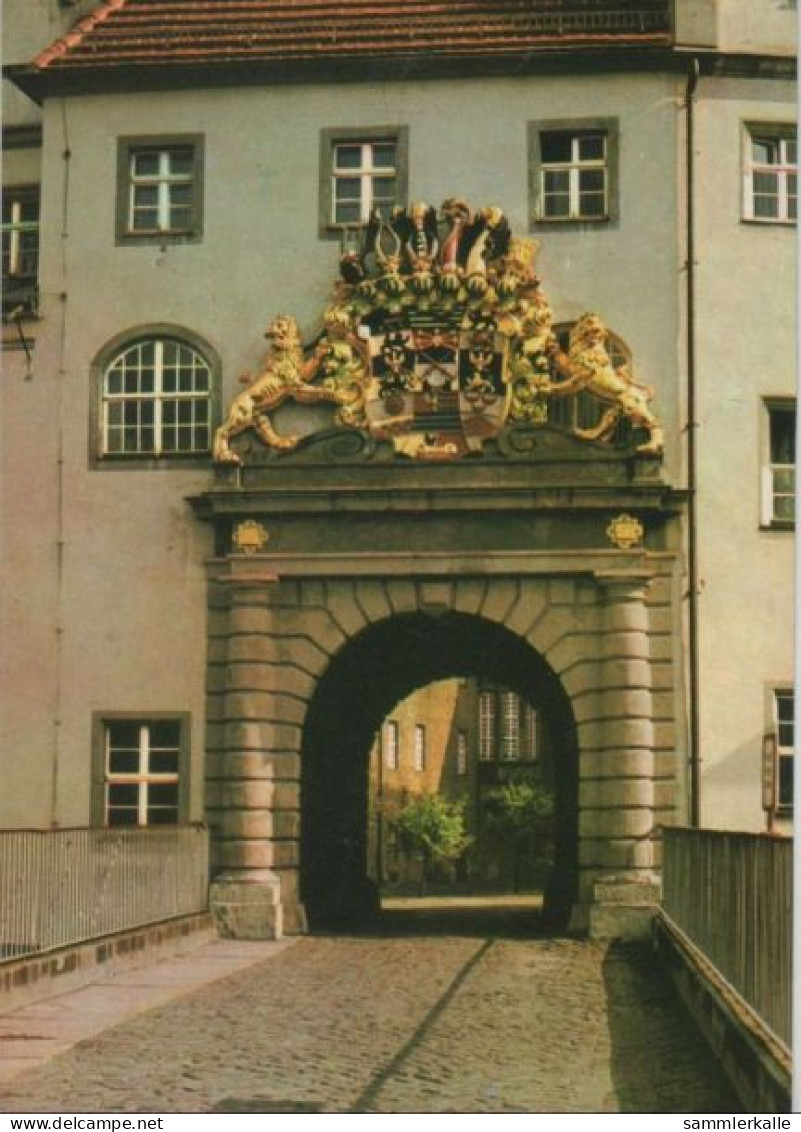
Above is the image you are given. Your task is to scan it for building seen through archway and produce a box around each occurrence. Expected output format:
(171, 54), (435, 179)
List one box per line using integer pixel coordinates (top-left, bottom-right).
(367, 678), (556, 898)
(300, 612), (578, 932)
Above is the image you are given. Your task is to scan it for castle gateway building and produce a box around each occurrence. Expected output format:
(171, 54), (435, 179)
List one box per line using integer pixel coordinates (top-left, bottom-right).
(1, 0), (795, 936)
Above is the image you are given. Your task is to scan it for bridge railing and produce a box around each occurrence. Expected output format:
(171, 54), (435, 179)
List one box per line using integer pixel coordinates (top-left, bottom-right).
(0, 825), (209, 960)
(661, 826), (792, 1048)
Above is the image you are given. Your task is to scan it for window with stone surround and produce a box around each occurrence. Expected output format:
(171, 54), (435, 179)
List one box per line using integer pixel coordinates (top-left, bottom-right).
(774, 690), (794, 812)
(92, 714), (190, 827)
(762, 400), (795, 528)
(456, 731), (468, 776)
(500, 690), (521, 761)
(2, 185), (39, 318)
(383, 720), (399, 770)
(94, 329), (219, 466)
(529, 118), (619, 226)
(319, 127), (409, 237)
(116, 135), (204, 244)
(479, 690), (496, 760)
(744, 124), (797, 224)
(413, 724), (426, 772)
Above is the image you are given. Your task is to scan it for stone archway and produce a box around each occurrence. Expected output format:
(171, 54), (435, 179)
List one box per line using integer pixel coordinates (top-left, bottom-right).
(300, 611), (580, 930)
(201, 553), (671, 939)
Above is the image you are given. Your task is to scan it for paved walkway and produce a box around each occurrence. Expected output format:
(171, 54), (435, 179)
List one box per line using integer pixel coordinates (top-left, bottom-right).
(0, 908), (741, 1114)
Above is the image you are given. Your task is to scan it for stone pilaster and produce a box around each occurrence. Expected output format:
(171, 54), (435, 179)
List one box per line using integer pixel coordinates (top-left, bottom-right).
(208, 568), (306, 939)
(578, 574), (660, 937)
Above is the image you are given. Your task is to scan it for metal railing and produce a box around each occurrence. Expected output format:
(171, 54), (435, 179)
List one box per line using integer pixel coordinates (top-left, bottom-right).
(521, 5), (671, 37)
(0, 825), (209, 960)
(661, 827), (792, 1048)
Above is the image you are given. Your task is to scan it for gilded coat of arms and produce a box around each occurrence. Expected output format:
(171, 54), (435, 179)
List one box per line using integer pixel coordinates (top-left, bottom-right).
(213, 199), (663, 463)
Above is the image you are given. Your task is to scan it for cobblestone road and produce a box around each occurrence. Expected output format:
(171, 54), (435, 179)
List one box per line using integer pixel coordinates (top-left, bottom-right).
(1, 916), (740, 1114)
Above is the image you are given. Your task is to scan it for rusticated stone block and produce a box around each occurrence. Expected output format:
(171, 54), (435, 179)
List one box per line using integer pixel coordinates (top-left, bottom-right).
(299, 580), (326, 607)
(597, 717), (655, 750)
(651, 660), (675, 689)
(225, 691), (307, 724)
(652, 690), (676, 721)
(588, 876), (661, 940)
(588, 903), (655, 940)
(223, 633), (320, 672)
(221, 780), (299, 810)
(597, 657), (652, 689)
(502, 581), (548, 636)
(210, 878), (283, 940)
(451, 577), (487, 616)
(602, 630), (651, 659)
(224, 724), (300, 751)
(218, 751), (301, 781)
(326, 588), (369, 638)
(548, 578), (576, 606)
(218, 840), (293, 870)
(219, 839), (299, 870)
(579, 748), (655, 779)
(224, 664), (316, 700)
(355, 580), (393, 624)
(579, 806), (654, 839)
(206, 638), (228, 664)
(478, 579), (519, 624)
(546, 633), (602, 679)
(598, 688), (653, 720)
(221, 810), (301, 840)
(384, 578), (419, 615)
(650, 634), (675, 661)
(578, 837), (655, 870)
(579, 778), (654, 808)
(559, 667), (600, 705)
(419, 580), (454, 609)
(654, 780), (678, 809)
(526, 606), (575, 657)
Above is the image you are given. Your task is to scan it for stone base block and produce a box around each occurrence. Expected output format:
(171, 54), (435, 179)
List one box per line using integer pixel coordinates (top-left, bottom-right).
(588, 875), (661, 940)
(210, 876), (284, 940)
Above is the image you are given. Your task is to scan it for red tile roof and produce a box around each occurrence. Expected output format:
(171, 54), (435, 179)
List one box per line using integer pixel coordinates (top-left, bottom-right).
(31, 1), (672, 73)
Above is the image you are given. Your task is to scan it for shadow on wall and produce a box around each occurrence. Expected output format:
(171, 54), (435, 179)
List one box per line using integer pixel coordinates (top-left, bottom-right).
(602, 942), (742, 1114)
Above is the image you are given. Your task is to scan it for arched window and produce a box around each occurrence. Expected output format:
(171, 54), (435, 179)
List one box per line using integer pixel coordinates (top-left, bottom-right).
(99, 334), (215, 459)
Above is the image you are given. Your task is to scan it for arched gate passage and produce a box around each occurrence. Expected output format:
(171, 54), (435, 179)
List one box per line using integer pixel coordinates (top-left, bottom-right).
(301, 612), (579, 930)
(195, 448), (685, 943)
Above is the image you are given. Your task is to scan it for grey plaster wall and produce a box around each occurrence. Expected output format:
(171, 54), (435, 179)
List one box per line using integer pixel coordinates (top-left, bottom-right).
(1, 51), (793, 850)
(692, 76), (796, 831)
(37, 71), (683, 463)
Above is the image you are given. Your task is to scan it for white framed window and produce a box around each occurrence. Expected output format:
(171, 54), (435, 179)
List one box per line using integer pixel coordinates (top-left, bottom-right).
(479, 690), (496, 761)
(116, 135), (204, 244)
(774, 691), (794, 812)
(456, 731), (468, 776)
(320, 127), (408, 235)
(744, 125), (797, 223)
(101, 719), (185, 826)
(383, 720), (399, 770)
(101, 337), (212, 457)
(129, 147), (194, 232)
(762, 401), (795, 526)
(530, 119), (618, 226)
(2, 186), (39, 279)
(414, 724), (426, 772)
(332, 140), (398, 225)
(523, 704), (539, 762)
(500, 691), (521, 761)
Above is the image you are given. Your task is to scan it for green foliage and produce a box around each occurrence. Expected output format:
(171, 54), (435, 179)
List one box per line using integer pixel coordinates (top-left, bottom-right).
(480, 781), (556, 889)
(393, 794), (472, 876)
